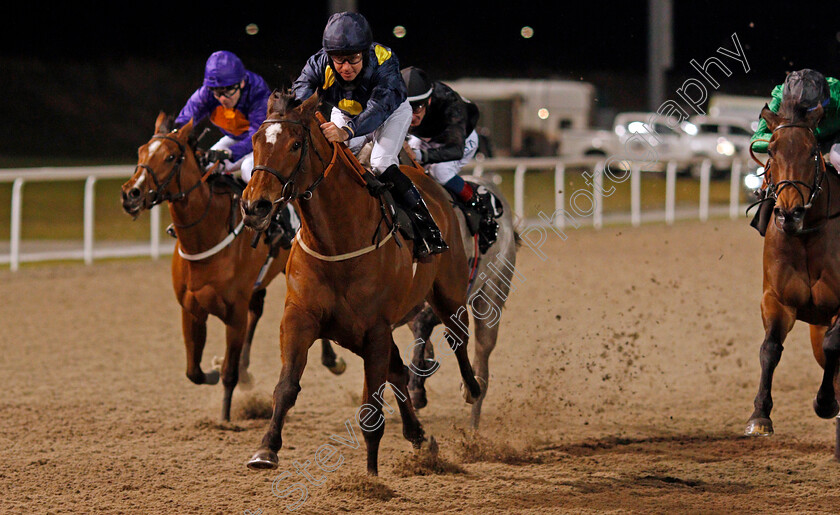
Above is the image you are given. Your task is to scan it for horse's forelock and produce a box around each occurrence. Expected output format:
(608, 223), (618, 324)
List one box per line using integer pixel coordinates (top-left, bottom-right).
(268, 90), (303, 118)
(779, 98), (810, 126)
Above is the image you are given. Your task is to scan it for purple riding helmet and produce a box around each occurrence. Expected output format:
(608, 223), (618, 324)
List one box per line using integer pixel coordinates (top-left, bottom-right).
(203, 50), (246, 88)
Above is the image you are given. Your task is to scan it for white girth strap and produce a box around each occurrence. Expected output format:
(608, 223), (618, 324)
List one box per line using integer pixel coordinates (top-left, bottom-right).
(294, 230), (394, 262)
(177, 220), (246, 261)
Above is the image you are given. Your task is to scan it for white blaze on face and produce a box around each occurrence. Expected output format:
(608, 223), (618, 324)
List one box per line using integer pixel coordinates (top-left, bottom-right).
(147, 140), (162, 155)
(265, 123), (283, 145)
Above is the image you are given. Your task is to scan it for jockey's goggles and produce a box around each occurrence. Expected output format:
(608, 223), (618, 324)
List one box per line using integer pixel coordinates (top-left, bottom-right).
(210, 84), (241, 98)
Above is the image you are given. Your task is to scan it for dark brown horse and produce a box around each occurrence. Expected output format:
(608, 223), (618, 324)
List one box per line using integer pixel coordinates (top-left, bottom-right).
(745, 102), (840, 436)
(121, 113), (289, 422)
(240, 91), (483, 475)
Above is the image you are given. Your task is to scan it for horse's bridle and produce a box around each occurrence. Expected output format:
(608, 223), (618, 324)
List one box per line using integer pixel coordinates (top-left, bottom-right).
(764, 123), (826, 210)
(250, 118), (329, 207)
(135, 133), (203, 207)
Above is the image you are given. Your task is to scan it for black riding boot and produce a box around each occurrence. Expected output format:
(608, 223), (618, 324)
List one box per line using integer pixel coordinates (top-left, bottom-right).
(381, 165), (448, 258)
(465, 186), (501, 253)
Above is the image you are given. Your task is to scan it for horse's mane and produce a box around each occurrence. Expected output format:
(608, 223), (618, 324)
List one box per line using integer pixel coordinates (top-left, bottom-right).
(267, 89), (303, 117)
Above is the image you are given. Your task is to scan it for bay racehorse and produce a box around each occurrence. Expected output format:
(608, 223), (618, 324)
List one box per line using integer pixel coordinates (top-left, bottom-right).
(240, 91), (483, 475)
(320, 173), (518, 429)
(121, 113), (292, 422)
(745, 102), (840, 436)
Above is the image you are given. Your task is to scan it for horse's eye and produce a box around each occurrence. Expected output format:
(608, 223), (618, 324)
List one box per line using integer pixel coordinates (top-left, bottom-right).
(166, 154), (176, 161)
(292, 141), (302, 151)
(767, 149), (774, 158)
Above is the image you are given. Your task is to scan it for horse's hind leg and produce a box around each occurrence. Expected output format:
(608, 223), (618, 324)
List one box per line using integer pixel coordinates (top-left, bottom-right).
(408, 307), (441, 409)
(238, 288), (267, 389)
(321, 339), (347, 375)
(387, 341), (425, 448)
(248, 308), (319, 470)
(745, 298), (795, 436)
(181, 307), (219, 385)
(815, 320), (840, 418)
(470, 312), (500, 429)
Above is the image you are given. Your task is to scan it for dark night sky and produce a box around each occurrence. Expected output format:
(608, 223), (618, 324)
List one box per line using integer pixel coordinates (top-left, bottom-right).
(4, 1), (840, 158)
(6, 2), (839, 77)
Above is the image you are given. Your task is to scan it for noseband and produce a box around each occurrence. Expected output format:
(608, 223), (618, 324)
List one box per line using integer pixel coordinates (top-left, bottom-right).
(765, 123), (825, 210)
(250, 118), (329, 206)
(135, 133), (202, 206)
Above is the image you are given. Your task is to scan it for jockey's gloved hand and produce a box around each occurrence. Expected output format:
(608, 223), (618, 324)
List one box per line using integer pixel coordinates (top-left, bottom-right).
(206, 149), (231, 163)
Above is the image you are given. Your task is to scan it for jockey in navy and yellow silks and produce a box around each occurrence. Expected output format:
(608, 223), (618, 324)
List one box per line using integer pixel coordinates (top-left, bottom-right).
(175, 51), (271, 181)
(292, 27), (406, 144)
(292, 12), (448, 259)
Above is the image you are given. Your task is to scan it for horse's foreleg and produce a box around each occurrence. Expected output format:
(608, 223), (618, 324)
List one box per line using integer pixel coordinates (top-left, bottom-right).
(247, 308), (318, 470)
(408, 307), (440, 409)
(181, 308), (218, 385)
(387, 341), (425, 448)
(359, 325), (392, 476)
(238, 288), (267, 389)
(815, 320), (840, 418)
(320, 339), (346, 375)
(745, 298), (795, 436)
(470, 313), (500, 430)
(220, 308), (248, 422)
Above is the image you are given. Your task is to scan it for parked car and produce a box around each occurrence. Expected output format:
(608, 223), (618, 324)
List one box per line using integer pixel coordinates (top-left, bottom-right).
(558, 111), (693, 171)
(681, 115), (757, 177)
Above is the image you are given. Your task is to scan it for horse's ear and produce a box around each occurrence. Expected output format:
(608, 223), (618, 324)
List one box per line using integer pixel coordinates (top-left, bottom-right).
(155, 111), (170, 134)
(267, 89), (282, 114)
(177, 118), (194, 139)
(300, 91), (320, 119)
(760, 104), (783, 132)
(804, 104), (825, 130)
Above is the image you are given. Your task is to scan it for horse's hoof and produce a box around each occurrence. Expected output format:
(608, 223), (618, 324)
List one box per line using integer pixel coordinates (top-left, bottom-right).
(744, 418), (774, 436)
(409, 388), (427, 410)
(238, 371), (255, 391)
(416, 435), (438, 454)
(814, 397), (840, 419)
(247, 449), (279, 470)
(328, 357), (346, 375)
(203, 369), (220, 385)
(460, 376), (487, 405)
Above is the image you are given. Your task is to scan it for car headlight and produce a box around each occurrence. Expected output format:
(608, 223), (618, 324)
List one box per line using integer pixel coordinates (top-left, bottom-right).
(716, 138), (735, 156)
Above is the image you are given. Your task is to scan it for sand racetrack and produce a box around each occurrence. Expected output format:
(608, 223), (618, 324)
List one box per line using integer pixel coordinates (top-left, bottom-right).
(4, 218), (840, 514)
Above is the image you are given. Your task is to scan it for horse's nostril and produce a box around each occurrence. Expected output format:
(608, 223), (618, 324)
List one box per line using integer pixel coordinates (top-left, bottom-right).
(792, 207), (805, 218)
(129, 188), (141, 200)
(246, 199), (272, 219)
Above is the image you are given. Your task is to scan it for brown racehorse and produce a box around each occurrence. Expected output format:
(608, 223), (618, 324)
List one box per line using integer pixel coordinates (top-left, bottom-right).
(240, 91), (483, 475)
(745, 102), (840, 436)
(121, 113), (289, 422)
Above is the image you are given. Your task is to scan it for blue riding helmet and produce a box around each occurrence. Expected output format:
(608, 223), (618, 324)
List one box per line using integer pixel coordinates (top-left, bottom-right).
(322, 12), (372, 55)
(203, 50), (246, 88)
